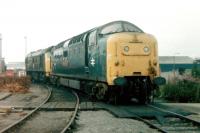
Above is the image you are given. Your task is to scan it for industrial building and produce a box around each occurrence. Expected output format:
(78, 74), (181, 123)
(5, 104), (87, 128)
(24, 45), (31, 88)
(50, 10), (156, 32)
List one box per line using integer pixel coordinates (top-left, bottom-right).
(6, 62), (26, 77)
(159, 56), (196, 81)
(159, 56), (194, 72)
(6, 62), (25, 70)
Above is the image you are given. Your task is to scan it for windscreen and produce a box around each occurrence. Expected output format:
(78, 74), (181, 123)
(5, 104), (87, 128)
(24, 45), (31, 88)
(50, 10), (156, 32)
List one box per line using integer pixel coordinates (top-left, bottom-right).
(100, 21), (143, 35)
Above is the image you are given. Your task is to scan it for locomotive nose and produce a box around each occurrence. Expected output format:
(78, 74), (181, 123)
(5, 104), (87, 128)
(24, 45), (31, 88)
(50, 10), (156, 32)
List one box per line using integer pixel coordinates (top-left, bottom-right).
(121, 43), (151, 56)
(118, 42), (154, 76)
(106, 33), (159, 85)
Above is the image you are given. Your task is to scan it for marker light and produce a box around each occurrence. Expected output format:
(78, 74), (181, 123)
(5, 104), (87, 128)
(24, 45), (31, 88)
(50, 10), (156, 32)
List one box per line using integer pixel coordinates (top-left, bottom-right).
(143, 46), (149, 53)
(124, 46), (129, 52)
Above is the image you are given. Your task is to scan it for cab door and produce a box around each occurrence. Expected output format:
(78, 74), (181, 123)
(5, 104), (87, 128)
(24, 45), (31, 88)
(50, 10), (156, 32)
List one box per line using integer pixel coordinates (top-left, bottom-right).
(87, 30), (99, 80)
(45, 52), (52, 76)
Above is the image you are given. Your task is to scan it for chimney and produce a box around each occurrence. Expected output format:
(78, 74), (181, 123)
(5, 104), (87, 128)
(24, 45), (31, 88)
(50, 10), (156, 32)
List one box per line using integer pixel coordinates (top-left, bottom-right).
(0, 34), (2, 58)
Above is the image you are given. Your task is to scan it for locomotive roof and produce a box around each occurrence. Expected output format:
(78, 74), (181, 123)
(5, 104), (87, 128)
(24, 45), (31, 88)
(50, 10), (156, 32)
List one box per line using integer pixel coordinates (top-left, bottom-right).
(53, 20), (143, 49)
(26, 46), (54, 58)
(54, 40), (67, 49)
(68, 20), (143, 44)
(98, 20), (144, 33)
(26, 49), (45, 58)
(44, 46), (54, 52)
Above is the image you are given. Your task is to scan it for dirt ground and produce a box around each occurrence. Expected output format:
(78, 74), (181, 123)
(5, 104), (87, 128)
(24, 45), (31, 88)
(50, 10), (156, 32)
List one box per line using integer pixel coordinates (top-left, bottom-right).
(0, 84), (49, 107)
(12, 111), (73, 133)
(0, 110), (30, 130)
(0, 76), (30, 93)
(0, 84), (49, 131)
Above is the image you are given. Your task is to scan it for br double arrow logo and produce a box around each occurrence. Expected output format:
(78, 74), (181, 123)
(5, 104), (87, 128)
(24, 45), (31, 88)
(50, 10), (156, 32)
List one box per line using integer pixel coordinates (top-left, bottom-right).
(90, 57), (95, 66)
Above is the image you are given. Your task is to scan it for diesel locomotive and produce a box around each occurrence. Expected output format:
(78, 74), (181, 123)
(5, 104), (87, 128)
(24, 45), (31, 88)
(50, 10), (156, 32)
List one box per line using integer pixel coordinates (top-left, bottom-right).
(26, 21), (165, 103)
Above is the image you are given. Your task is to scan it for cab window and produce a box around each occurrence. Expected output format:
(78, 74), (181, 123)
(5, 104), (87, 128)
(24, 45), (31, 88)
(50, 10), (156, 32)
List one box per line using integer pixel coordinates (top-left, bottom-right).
(88, 30), (96, 46)
(63, 40), (70, 48)
(124, 23), (143, 32)
(63, 51), (68, 57)
(100, 23), (122, 35)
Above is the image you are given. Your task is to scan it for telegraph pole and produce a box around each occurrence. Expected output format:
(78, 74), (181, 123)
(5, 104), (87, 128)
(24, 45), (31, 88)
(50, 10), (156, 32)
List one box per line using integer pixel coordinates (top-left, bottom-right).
(24, 36), (27, 57)
(0, 33), (2, 58)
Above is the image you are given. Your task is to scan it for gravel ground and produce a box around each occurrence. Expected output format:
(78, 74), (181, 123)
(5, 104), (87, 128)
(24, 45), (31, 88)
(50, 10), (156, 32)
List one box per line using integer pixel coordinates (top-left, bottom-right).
(0, 84), (49, 131)
(75, 111), (160, 133)
(0, 111), (30, 130)
(11, 111), (73, 133)
(160, 103), (200, 122)
(0, 84), (48, 107)
(160, 103), (200, 113)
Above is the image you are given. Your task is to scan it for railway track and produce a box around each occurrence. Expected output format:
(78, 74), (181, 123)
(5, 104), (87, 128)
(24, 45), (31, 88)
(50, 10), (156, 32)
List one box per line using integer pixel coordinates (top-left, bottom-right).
(134, 104), (200, 133)
(0, 85), (52, 133)
(79, 96), (200, 133)
(1, 84), (198, 133)
(64, 90), (200, 132)
(61, 90), (79, 133)
(0, 85), (80, 133)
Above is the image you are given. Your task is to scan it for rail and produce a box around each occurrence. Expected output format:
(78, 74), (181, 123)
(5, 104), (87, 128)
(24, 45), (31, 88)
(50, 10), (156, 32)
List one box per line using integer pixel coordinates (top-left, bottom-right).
(132, 115), (168, 133)
(0, 85), (52, 133)
(147, 104), (200, 127)
(60, 90), (79, 133)
(123, 103), (200, 133)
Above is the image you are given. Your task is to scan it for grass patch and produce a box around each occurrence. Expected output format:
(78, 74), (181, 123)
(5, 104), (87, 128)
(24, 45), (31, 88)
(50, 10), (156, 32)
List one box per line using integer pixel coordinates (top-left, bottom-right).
(160, 80), (200, 102)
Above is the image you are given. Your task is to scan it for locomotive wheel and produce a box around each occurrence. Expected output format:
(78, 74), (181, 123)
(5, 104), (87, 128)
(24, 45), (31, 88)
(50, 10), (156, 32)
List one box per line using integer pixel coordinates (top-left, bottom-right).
(106, 87), (119, 104)
(138, 82), (148, 104)
(110, 91), (119, 105)
(121, 93), (131, 103)
(95, 83), (108, 100)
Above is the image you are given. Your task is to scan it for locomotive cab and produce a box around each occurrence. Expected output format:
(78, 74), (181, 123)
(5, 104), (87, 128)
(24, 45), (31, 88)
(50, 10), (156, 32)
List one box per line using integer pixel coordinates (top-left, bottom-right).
(96, 21), (164, 103)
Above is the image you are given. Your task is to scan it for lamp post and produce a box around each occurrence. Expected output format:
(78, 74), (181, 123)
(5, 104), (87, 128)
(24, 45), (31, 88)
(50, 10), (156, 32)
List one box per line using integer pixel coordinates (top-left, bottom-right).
(24, 36), (27, 57)
(0, 33), (2, 59)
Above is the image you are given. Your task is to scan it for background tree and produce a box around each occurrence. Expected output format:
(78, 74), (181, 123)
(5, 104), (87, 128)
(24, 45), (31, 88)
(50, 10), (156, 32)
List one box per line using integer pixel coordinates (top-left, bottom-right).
(192, 60), (200, 78)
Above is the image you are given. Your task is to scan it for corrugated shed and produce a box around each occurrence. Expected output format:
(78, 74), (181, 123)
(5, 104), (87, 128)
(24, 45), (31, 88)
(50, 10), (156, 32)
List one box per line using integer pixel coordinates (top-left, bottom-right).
(159, 56), (194, 64)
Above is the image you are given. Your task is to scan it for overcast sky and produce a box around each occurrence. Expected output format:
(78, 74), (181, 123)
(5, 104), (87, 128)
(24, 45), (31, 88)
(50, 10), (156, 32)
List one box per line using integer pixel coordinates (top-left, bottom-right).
(0, 0), (200, 62)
